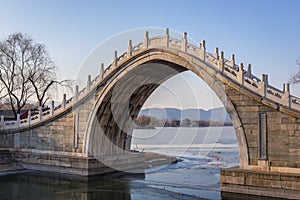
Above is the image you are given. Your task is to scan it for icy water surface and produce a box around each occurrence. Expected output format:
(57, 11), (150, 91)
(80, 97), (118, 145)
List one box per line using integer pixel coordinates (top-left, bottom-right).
(0, 127), (241, 200)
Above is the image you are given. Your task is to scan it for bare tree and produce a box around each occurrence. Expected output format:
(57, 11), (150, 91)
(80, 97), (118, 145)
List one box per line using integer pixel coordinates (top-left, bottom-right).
(0, 32), (71, 119)
(0, 33), (35, 118)
(289, 60), (300, 84)
(28, 42), (72, 107)
(0, 82), (6, 99)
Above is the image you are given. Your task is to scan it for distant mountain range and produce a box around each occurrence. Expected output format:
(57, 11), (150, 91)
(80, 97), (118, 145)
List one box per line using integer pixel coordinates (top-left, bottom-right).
(139, 107), (231, 122)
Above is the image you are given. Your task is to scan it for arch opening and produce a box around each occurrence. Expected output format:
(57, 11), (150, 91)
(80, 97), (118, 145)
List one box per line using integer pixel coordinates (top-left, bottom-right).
(86, 52), (249, 171)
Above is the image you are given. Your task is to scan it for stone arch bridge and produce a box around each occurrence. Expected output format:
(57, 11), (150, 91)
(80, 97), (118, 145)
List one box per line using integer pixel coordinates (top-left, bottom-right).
(1, 29), (300, 199)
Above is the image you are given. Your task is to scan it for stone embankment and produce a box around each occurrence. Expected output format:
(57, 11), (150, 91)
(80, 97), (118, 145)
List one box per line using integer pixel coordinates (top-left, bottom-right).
(0, 150), (23, 173)
(0, 150), (176, 176)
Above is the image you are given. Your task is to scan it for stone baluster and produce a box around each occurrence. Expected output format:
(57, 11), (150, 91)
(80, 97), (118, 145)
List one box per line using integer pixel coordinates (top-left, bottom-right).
(214, 47), (219, 60)
(75, 85), (79, 101)
(63, 94), (66, 109)
(113, 51), (118, 68)
(260, 74), (268, 97)
(238, 63), (244, 85)
(283, 83), (291, 107)
(39, 106), (42, 121)
(17, 114), (20, 128)
(28, 110), (31, 125)
(143, 31), (149, 48)
(100, 63), (104, 80)
(181, 32), (187, 52)
(50, 101), (55, 116)
(165, 28), (169, 47)
(127, 40), (132, 58)
(218, 51), (224, 72)
(230, 54), (235, 68)
(199, 40), (206, 62)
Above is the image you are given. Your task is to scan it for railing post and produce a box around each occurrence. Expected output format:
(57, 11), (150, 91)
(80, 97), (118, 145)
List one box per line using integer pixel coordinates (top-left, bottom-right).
(143, 31), (149, 48)
(1, 115), (4, 129)
(127, 40), (132, 58)
(246, 64), (252, 79)
(218, 51), (224, 73)
(100, 63), (104, 80)
(63, 94), (66, 109)
(39, 106), (42, 121)
(50, 101), (55, 116)
(165, 28), (169, 47)
(113, 51), (118, 68)
(238, 63), (244, 85)
(181, 32), (187, 52)
(75, 85), (79, 101)
(17, 114), (20, 128)
(87, 75), (91, 91)
(214, 47), (219, 60)
(260, 74), (268, 97)
(283, 83), (291, 107)
(230, 54), (235, 68)
(28, 110), (31, 125)
(199, 40), (206, 62)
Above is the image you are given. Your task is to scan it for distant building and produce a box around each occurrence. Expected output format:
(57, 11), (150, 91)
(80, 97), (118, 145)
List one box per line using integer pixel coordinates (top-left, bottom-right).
(0, 110), (29, 120)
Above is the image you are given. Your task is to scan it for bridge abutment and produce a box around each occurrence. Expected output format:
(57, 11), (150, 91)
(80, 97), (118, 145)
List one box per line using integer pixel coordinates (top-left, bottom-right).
(220, 83), (300, 199)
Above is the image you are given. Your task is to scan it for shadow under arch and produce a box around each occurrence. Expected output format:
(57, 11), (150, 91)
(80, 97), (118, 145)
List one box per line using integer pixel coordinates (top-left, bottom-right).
(84, 49), (249, 168)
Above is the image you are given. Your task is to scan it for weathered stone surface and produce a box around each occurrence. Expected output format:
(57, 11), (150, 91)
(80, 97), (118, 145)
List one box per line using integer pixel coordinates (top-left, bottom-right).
(221, 167), (300, 199)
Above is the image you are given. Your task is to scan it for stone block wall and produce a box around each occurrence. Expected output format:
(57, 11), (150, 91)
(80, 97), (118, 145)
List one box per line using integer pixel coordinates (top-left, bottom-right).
(225, 85), (300, 169)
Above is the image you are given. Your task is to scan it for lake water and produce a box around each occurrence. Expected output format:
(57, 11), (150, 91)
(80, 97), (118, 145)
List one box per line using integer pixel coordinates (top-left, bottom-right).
(131, 126), (240, 199)
(0, 127), (240, 200)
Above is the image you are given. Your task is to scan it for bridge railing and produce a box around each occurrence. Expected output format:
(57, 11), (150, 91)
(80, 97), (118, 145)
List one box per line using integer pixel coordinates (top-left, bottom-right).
(0, 28), (298, 130)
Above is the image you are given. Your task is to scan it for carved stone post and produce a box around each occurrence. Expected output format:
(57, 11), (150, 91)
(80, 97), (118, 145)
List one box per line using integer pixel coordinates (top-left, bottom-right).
(87, 75), (91, 91)
(199, 40), (206, 62)
(230, 54), (235, 68)
(39, 107), (42, 121)
(165, 28), (169, 47)
(283, 83), (291, 107)
(1, 115), (4, 129)
(127, 40), (132, 58)
(113, 51), (118, 68)
(63, 94), (66, 109)
(75, 85), (79, 101)
(100, 63), (104, 80)
(181, 32), (187, 52)
(246, 64), (252, 78)
(218, 50), (224, 72)
(238, 63), (244, 85)
(50, 101), (55, 116)
(28, 110), (31, 125)
(214, 47), (219, 60)
(260, 74), (268, 97)
(16, 114), (20, 128)
(143, 31), (149, 48)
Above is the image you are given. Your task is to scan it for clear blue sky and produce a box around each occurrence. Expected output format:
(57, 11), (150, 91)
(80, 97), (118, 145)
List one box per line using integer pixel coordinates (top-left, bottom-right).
(1, 0), (300, 109)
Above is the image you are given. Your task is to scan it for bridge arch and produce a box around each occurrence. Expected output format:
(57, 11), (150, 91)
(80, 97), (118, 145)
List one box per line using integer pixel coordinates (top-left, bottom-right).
(84, 48), (249, 167)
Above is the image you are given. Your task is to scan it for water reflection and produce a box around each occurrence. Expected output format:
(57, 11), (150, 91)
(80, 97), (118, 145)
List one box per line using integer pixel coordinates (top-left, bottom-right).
(0, 171), (133, 200)
(0, 171), (204, 200)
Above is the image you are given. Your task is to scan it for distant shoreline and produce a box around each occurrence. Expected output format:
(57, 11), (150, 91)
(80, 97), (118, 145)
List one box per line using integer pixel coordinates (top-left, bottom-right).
(135, 123), (233, 129)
